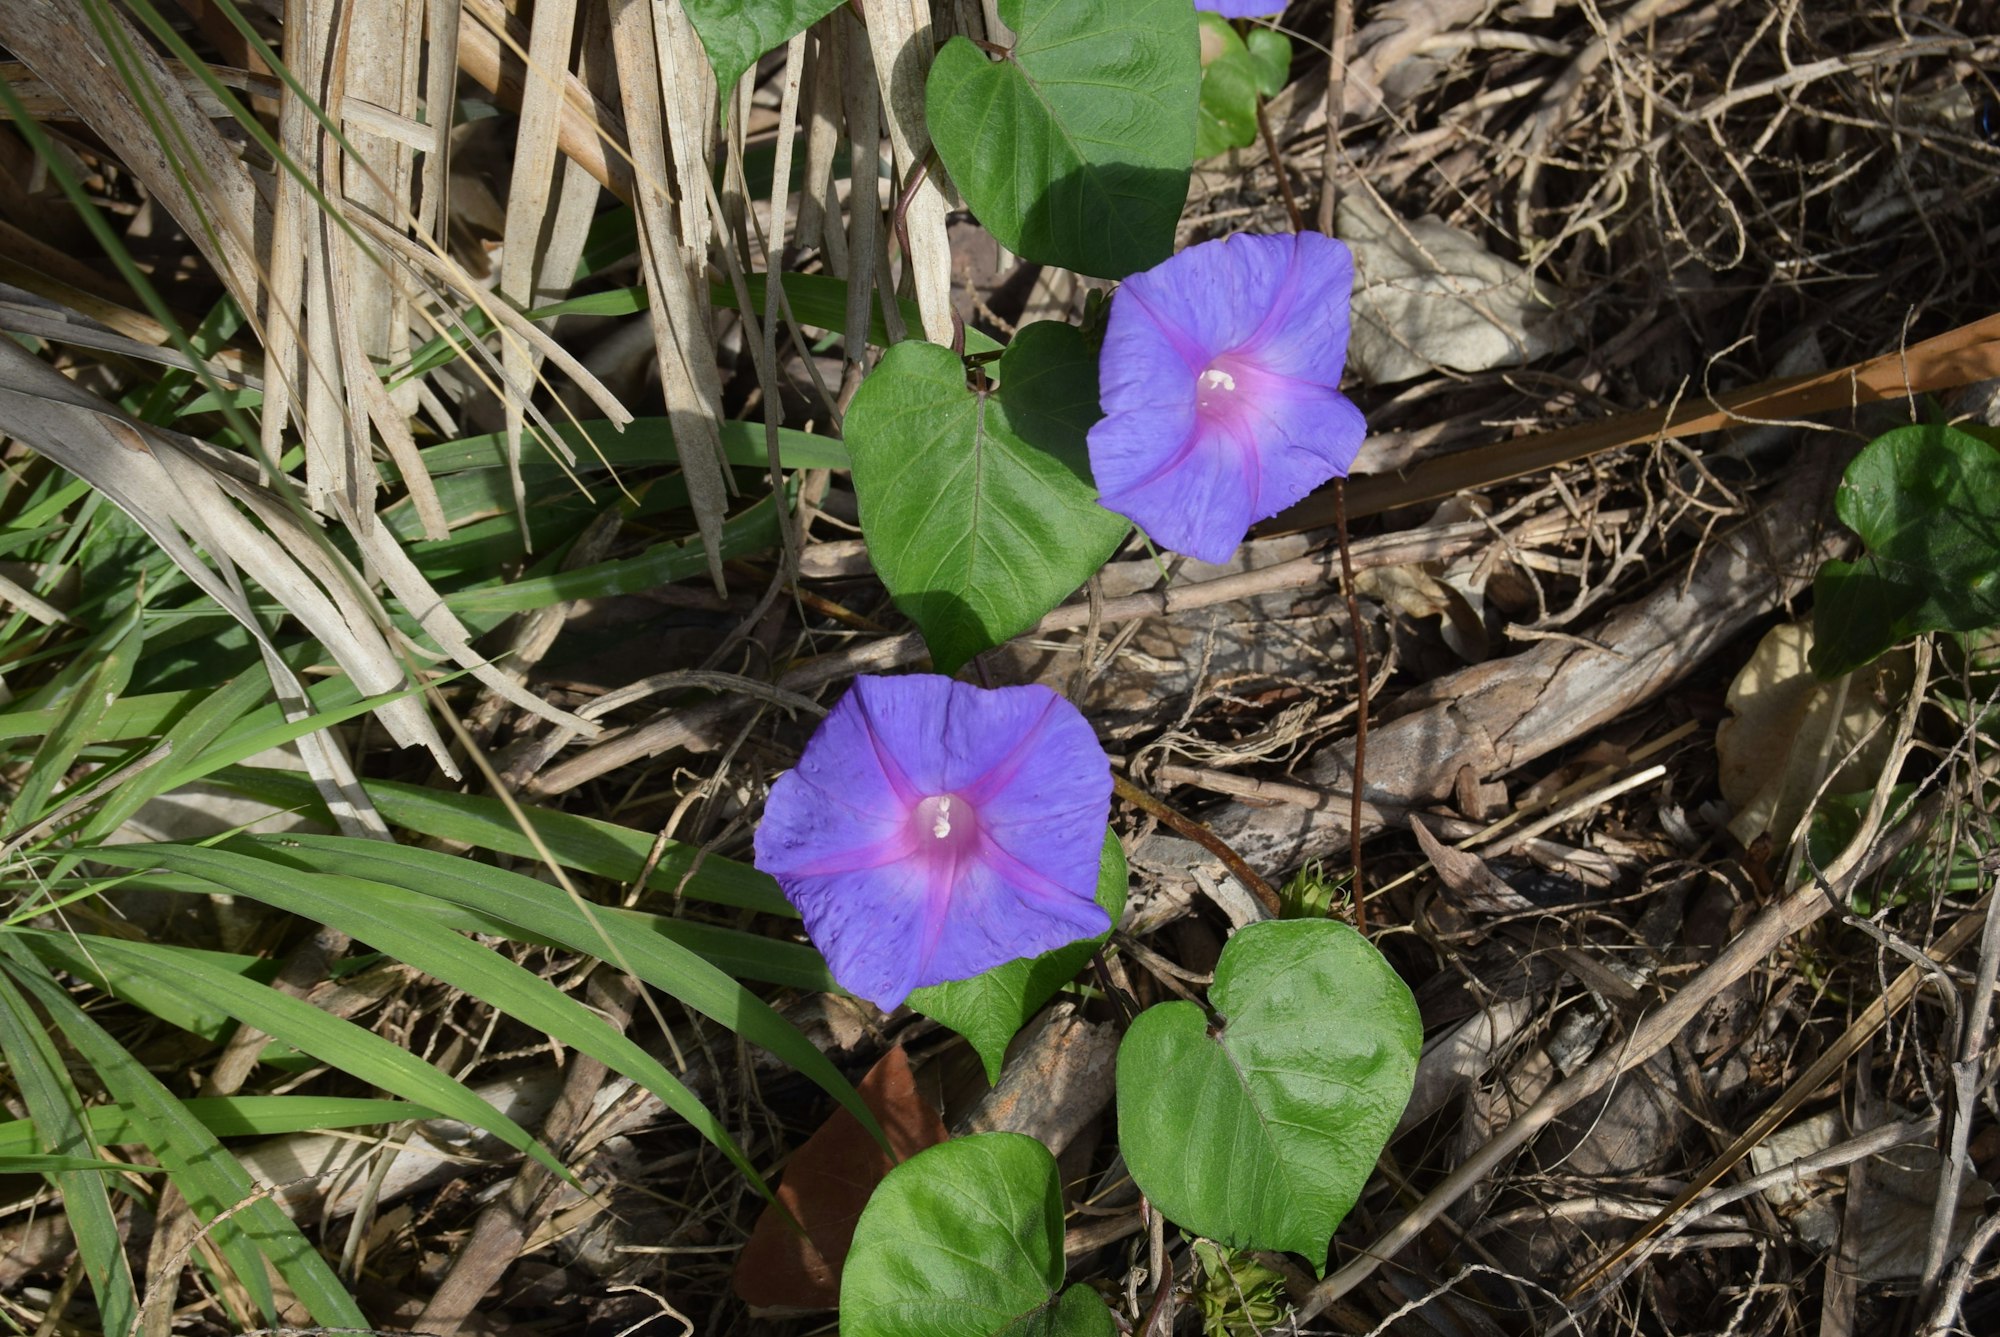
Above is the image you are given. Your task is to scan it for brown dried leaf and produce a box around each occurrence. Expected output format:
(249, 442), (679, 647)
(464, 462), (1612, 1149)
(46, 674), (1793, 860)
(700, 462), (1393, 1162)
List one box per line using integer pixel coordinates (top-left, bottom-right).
(732, 1046), (946, 1311)
(1410, 813), (1533, 913)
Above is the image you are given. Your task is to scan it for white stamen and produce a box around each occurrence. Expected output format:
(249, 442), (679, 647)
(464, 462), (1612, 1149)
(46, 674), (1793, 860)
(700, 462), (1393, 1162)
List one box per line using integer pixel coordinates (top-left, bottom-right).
(931, 796), (952, 839)
(1199, 367), (1236, 393)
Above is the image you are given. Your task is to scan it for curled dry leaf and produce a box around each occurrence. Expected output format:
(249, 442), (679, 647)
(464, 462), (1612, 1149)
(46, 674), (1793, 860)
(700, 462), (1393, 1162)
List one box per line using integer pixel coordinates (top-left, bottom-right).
(1338, 192), (1570, 385)
(1716, 621), (1914, 850)
(1409, 814), (1533, 913)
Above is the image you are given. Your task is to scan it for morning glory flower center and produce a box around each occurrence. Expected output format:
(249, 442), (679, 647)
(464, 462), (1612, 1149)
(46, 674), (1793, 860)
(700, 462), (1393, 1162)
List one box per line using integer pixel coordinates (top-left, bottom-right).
(912, 792), (978, 854)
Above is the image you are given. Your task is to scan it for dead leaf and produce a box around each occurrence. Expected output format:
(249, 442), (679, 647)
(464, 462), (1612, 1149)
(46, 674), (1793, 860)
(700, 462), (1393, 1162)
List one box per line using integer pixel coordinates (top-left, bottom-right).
(1411, 814), (1533, 913)
(1339, 192), (1569, 385)
(733, 1046), (946, 1311)
(1715, 622), (1913, 848)
(1752, 1109), (1996, 1282)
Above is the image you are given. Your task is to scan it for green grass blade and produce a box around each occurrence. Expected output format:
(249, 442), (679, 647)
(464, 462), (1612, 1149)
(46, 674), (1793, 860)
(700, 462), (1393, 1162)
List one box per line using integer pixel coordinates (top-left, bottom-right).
(0, 687), (193, 751)
(8, 947), (361, 1326)
(84, 844), (773, 1196)
(442, 495), (782, 617)
(3, 943), (373, 1328)
(248, 834), (872, 1141)
(206, 768), (793, 915)
(9, 599), (145, 827)
(0, 1153), (156, 1174)
(398, 416), (850, 483)
(235, 836), (829, 989)
(0, 1097), (438, 1155)
(0, 963), (140, 1336)
(72, 671), (273, 843)
(15, 926), (278, 1038)
(32, 930), (570, 1181)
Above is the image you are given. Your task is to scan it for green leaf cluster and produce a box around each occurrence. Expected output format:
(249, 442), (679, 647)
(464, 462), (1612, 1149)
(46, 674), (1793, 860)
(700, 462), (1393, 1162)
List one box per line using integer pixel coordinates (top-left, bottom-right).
(844, 323), (1130, 674)
(928, 0), (1201, 279)
(843, 1134), (1115, 1337)
(1813, 422), (2000, 677)
(1195, 14), (1291, 158)
(844, 920), (1422, 1327)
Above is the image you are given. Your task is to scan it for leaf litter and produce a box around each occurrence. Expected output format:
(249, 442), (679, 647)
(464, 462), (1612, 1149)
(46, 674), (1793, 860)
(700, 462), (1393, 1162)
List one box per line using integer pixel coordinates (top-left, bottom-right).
(5, 2), (2000, 1336)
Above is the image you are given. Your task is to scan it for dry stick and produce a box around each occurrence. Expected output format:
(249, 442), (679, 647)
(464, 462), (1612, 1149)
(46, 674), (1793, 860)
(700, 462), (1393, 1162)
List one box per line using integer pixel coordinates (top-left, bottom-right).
(1920, 853), (2000, 1304)
(526, 522), (1487, 794)
(1315, 0), (1355, 235)
(1567, 642), (1939, 1299)
(1261, 51), (1368, 930)
(1111, 774), (1281, 917)
(1302, 726), (1939, 1317)
(1923, 1206), (2000, 1336)
(1301, 875), (1834, 1319)
(1570, 890), (1989, 1304)
(1254, 94), (1305, 233)
(1331, 479), (1368, 933)
(1583, 1114), (1942, 1301)
(1271, 310), (2000, 530)
(888, 146), (965, 355)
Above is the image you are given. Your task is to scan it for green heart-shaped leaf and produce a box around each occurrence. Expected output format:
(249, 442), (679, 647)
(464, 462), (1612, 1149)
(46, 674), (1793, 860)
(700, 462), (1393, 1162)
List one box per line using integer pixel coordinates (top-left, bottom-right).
(927, 0), (1199, 278)
(683, 0), (846, 99)
(910, 830), (1126, 1083)
(1811, 422), (2000, 678)
(1116, 919), (1420, 1261)
(1245, 28), (1292, 97)
(843, 321), (1129, 675)
(1194, 14), (1260, 159)
(843, 1133), (1115, 1337)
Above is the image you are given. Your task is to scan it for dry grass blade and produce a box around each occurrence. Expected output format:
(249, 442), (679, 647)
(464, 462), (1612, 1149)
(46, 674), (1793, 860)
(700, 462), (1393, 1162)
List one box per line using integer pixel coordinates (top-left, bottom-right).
(497, 0), (582, 537)
(606, 0), (734, 594)
(0, 1), (265, 317)
(0, 339), (449, 766)
(459, 0), (625, 196)
(862, 0), (953, 343)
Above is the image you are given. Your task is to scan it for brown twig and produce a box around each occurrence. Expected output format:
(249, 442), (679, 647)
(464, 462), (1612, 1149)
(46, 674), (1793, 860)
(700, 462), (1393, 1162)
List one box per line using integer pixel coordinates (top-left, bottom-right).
(1111, 773), (1280, 917)
(526, 521), (1498, 794)
(1316, 0), (1354, 234)
(890, 147), (933, 287)
(1331, 479), (1368, 933)
(1254, 94), (1304, 233)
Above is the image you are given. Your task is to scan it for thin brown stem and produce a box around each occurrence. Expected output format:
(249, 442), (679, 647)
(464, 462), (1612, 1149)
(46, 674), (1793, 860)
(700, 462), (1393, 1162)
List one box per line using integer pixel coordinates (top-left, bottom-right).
(890, 147), (933, 284)
(1333, 479), (1369, 934)
(1317, 0), (1355, 234)
(1254, 94), (1305, 233)
(1112, 773), (1281, 917)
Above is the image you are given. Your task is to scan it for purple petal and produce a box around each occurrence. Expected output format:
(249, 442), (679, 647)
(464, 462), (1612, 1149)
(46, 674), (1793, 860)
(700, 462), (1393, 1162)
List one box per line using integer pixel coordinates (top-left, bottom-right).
(1087, 402), (1257, 564)
(915, 851), (1111, 988)
(755, 675), (1114, 1010)
(1233, 232), (1357, 390)
(1088, 231), (1366, 561)
(1195, 1), (1288, 15)
(1102, 233), (1307, 412)
(753, 701), (913, 878)
(782, 859), (941, 1009)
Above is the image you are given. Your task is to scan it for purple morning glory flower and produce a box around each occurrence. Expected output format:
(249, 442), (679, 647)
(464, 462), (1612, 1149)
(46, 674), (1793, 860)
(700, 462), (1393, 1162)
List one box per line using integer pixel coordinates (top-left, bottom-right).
(1087, 231), (1366, 564)
(1195, 1), (1288, 14)
(754, 675), (1113, 1011)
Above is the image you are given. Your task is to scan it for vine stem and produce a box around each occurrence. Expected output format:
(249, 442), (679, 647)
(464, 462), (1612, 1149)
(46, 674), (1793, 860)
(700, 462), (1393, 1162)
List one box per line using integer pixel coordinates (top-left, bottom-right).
(1254, 93), (1305, 233)
(1111, 773), (1282, 917)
